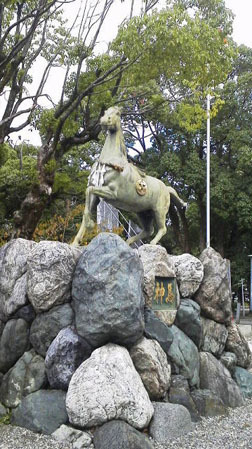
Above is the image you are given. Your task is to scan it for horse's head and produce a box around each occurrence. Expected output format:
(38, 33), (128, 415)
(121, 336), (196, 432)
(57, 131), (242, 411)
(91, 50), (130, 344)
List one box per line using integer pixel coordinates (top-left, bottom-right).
(100, 106), (122, 132)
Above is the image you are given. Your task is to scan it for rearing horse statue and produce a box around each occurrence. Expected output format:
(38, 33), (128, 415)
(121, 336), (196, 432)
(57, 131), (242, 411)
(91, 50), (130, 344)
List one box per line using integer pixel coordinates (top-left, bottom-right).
(72, 106), (187, 246)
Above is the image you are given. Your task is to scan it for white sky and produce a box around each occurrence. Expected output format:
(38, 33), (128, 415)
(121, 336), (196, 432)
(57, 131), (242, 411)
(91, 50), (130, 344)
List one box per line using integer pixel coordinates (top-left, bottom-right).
(225, 0), (252, 47)
(5, 0), (252, 146)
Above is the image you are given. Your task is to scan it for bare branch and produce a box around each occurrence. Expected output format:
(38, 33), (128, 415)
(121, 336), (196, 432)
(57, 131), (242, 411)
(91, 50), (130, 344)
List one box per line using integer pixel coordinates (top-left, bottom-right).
(144, 0), (159, 14)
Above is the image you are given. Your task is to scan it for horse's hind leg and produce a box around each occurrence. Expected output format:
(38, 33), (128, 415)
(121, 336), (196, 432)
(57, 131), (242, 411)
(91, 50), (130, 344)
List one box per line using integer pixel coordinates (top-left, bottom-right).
(150, 210), (168, 245)
(126, 212), (154, 246)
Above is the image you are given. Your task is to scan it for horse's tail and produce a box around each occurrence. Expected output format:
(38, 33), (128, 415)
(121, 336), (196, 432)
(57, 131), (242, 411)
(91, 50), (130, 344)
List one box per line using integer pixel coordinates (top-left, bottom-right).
(167, 186), (187, 210)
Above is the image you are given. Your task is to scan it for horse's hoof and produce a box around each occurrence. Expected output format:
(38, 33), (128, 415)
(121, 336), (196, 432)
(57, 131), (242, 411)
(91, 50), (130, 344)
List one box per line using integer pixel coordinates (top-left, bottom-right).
(70, 241), (80, 247)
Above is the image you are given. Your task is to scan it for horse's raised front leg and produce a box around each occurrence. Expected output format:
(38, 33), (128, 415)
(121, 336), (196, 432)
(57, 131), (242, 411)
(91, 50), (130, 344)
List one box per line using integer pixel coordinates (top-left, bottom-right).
(72, 188), (99, 246)
(88, 185), (117, 201)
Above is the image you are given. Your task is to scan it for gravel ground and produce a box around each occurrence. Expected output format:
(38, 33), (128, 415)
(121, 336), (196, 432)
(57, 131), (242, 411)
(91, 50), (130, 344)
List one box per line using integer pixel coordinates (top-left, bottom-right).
(151, 399), (252, 449)
(0, 425), (71, 449)
(0, 399), (252, 449)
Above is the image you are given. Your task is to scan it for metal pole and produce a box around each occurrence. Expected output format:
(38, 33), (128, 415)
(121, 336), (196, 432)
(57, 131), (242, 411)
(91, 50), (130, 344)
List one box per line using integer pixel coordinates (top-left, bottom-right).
(241, 278), (245, 317)
(206, 94), (211, 248)
(249, 255), (252, 312)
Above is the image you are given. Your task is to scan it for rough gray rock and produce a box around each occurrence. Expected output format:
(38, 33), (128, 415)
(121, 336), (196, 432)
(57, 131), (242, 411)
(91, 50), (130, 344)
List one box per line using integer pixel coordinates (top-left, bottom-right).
(171, 253), (204, 298)
(194, 247), (232, 324)
(149, 402), (193, 444)
(12, 304), (36, 324)
(0, 239), (36, 321)
(199, 351), (245, 408)
(220, 351), (237, 375)
(168, 375), (200, 422)
(201, 317), (228, 357)
(45, 327), (92, 390)
(93, 420), (154, 449)
(11, 390), (68, 435)
(144, 307), (173, 353)
(52, 425), (93, 449)
(0, 401), (7, 418)
(130, 337), (171, 400)
(0, 319), (4, 337)
(225, 321), (252, 368)
(0, 319), (30, 373)
(166, 325), (200, 387)
(138, 244), (178, 326)
(191, 389), (227, 417)
(72, 233), (145, 348)
(175, 299), (202, 348)
(66, 343), (154, 429)
(30, 304), (74, 357)
(3, 273), (27, 318)
(233, 366), (252, 399)
(27, 241), (81, 313)
(0, 349), (47, 408)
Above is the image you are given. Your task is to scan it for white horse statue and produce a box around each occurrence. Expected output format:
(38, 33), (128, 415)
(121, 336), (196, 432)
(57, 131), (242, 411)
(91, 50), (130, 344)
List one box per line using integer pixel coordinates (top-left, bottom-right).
(73, 106), (187, 246)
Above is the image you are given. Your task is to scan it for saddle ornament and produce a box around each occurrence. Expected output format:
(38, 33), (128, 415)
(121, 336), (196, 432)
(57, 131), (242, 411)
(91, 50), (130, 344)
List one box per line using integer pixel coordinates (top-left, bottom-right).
(136, 179), (147, 196)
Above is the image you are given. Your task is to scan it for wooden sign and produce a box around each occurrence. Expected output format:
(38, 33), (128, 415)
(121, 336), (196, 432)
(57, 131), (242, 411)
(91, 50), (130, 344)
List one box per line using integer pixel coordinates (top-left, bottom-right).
(152, 276), (177, 310)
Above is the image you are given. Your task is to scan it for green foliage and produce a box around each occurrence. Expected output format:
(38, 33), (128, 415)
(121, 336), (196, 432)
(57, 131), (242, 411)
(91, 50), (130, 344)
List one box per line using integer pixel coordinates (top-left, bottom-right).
(0, 142), (38, 224)
(0, 411), (11, 425)
(38, 110), (60, 139)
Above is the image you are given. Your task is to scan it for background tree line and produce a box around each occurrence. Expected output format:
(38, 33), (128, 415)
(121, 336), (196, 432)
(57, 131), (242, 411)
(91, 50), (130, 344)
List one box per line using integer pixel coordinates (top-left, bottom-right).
(0, 0), (251, 285)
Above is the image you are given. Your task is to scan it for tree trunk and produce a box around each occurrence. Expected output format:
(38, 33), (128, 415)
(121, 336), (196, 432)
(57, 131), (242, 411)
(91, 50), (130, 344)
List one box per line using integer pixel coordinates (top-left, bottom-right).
(13, 142), (55, 239)
(169, 204), (184, 251)
(180, 208), (191, 253)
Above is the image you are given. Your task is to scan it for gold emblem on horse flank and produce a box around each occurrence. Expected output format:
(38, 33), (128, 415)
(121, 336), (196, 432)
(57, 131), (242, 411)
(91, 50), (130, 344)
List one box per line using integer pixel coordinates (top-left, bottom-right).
(136, 179), (147, 196)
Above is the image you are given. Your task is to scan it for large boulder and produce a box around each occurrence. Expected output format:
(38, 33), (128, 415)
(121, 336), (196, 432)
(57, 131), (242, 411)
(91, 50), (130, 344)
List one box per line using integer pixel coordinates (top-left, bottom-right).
(66, 343), (154, 429)
(191, 389), (227, 417)
(0, 320), (4, 338)
(233, 366), (252, 398)
(194, 247), (232, 324)
(225, 321), (251, 368)
(138, 244), (178, 325)
(166, 325), (200, 387)
(149, 402), (192, 444)
(220, 351), (237, 375)
(199, 352), (245, 408)
(12, 304), (36, 324)
(45, 327), (92, 390)
(130, 337), (171, 400)
(72, 233), (144, 348)
(0, 349), (47, 408)
(0, 318), (30, 373)
(171, 253), (204, 298)
(93, 420), (154, 449)
(27, 241), (81, 313)
(144, 307), (173, 353)
(175, 299), (202, 348)
(168, 375), (200, 422)
(0, 239), (36, 321)
(11, 389), (68, 434)
(201, 317), (228, 357)
(30, 304), (74, 357)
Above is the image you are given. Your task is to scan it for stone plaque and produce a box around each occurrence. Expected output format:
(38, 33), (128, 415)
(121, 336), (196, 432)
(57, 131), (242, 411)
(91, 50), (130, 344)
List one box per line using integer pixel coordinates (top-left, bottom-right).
(152, 276), (177, 310)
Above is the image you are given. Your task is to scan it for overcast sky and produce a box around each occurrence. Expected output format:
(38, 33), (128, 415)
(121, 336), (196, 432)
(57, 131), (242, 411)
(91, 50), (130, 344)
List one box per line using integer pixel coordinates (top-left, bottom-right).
(225, 0), (252, 47)
(5, 0), (252, 146)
